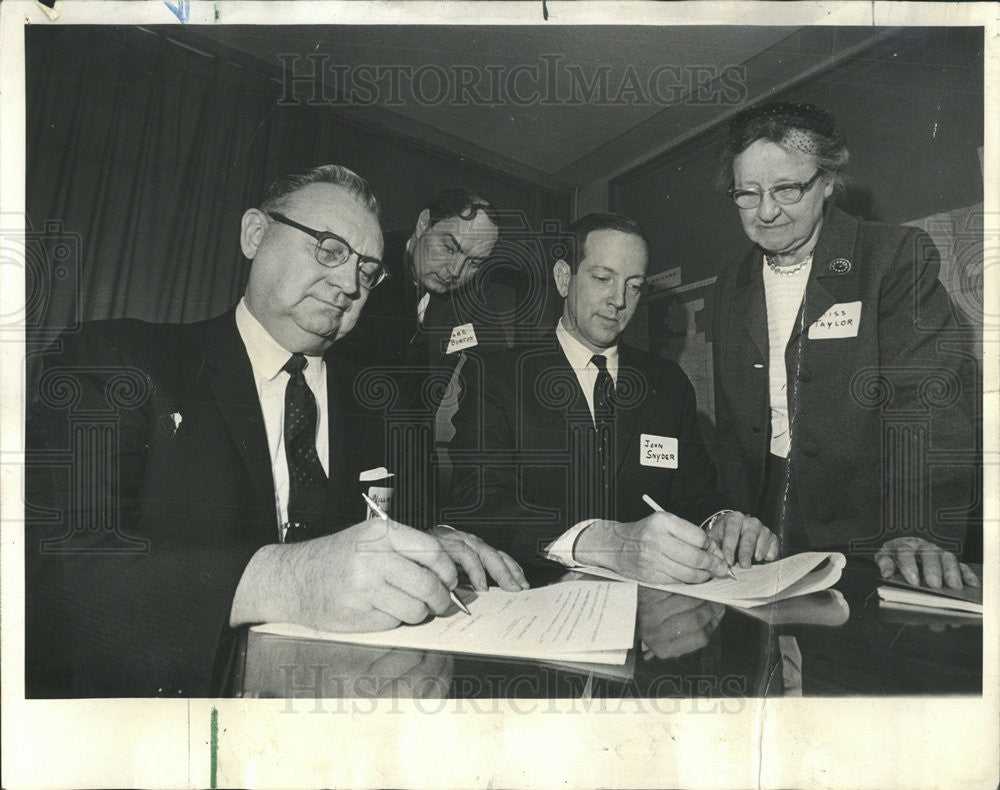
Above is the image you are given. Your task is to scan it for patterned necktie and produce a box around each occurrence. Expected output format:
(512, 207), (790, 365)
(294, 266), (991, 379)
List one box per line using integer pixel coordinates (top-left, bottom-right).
(590, 353), (616, 518)
(591, 354), (615, 426)
(282, 353), (327, 542)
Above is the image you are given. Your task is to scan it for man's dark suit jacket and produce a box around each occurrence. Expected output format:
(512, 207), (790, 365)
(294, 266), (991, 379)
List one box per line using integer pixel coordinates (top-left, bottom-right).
(342, 231), (517, 527)
(712, 205), (980, 555)
(345, 231), (513, 394)
(443, 335), (727, 568)
(25, 311), (385, 697)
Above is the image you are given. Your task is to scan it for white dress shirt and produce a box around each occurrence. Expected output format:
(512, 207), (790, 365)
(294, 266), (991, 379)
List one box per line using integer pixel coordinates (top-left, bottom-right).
(544, 319), (728, 567)
(554, 318), (619, 424)
(762, 259), (811, 458)
(235, 298), (329, 529)
(544, 319), (621, 566)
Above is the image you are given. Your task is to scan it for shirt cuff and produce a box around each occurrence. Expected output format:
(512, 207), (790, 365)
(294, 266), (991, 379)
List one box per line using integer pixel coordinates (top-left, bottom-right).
(544, 520), (597, 567)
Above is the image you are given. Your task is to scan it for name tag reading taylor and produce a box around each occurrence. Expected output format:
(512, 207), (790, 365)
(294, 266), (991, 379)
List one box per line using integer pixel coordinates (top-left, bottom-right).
(808, 301), (861, 339)
(446, 323), (478, 354)
(640, 433), (678, 469)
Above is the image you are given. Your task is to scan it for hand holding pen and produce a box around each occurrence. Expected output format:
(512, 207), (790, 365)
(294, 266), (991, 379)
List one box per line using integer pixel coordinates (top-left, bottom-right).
(642, 494), (738, 580)
(362, 493), (472, 615)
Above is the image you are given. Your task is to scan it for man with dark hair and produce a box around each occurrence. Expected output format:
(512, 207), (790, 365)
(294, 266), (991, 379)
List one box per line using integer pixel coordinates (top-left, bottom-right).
(344, 187), (514, 526)
(26, 165), (525, 698)
(445, 212), (778, 581)
(349, 187), (508, 378)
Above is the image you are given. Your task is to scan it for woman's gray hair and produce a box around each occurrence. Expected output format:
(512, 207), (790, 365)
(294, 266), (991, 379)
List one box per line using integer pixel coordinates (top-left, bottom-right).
(717, 102), (850, 199)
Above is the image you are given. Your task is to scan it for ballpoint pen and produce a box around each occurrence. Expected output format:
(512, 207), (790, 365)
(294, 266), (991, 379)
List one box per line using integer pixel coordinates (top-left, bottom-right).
(361, 492), (472, 615)
(641, 493), (738, 580)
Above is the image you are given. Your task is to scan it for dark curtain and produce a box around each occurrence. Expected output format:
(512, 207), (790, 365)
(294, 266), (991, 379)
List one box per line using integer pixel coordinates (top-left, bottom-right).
(26, 26), (285, 334)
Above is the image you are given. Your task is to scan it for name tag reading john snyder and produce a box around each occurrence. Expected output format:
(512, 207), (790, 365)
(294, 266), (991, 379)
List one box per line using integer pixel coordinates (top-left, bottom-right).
(808, 301), (861, 339)
(640, 433), (678, 469)
(446, 323), (478, 354)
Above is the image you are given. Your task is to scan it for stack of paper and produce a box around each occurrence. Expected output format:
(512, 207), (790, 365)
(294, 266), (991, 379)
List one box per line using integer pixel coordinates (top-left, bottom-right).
(570, 552), (846, 607)
(877, 573), (982, 616)
(254, 580), (637, 665)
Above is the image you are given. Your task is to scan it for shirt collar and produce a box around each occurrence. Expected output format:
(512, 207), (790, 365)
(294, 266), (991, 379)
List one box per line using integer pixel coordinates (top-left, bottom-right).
(235, 297), (324, 382)
(555, 317), (619, 372)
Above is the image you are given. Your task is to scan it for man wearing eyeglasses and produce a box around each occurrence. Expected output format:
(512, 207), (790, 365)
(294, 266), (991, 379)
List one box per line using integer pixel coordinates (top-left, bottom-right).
(352, 187), (506, 381)
(26, 165), (526, 697)
(343, 188), (512, 527)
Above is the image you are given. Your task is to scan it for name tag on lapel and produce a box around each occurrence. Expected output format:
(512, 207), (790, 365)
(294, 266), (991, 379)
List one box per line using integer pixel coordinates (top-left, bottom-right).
(446, 323), (478, 354)
(808, 301), (861, 339)
(359, 467), (394, 518)
(365, 487), (393, 518)
(640, 433), (678, 469)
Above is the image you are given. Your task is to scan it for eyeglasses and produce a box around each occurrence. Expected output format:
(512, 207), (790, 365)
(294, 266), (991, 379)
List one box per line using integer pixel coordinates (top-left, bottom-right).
(726, 170), (823, 209)
(266, 211), (389, 290)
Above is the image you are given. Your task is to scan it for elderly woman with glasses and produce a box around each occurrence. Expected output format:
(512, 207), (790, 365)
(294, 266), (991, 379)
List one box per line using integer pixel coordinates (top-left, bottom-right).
(711, 102), (980, 589)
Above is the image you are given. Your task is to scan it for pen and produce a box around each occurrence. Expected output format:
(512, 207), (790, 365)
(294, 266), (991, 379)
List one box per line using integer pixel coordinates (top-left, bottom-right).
(641, 493), (738, 580)
(361, 492), (472, 615)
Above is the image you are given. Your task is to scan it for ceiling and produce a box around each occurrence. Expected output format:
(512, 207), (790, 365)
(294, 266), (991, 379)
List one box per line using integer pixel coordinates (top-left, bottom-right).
(185, 24), (889, 191)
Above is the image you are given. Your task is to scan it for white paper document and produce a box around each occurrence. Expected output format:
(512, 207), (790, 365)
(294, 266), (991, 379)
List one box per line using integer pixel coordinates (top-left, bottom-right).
(254, 580), (638, 665)
(570, 552), (846, 607)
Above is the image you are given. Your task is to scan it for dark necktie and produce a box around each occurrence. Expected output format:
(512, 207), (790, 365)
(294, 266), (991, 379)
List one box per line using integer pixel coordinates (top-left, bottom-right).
(282, 353), (328, 542)
(591, 354), (615, 426)
(590, 354), (616, 518)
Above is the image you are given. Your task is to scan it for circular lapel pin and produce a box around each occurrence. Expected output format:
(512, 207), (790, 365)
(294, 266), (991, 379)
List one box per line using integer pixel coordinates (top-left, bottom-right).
(829, 257), (852, 275)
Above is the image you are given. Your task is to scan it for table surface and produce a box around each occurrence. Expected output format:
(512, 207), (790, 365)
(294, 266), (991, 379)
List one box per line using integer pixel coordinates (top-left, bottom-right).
(233, 558), (982, 700)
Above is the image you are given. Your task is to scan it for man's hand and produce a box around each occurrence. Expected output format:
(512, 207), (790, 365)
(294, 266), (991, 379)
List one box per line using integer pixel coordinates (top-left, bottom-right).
(875, 537), (980, 590)
(707, 511), (779, 569)
(637, 588), (725, 661)
(230, 518), (462, 632)
(430, 525), (528, 592)
(574, 512), (731, 584)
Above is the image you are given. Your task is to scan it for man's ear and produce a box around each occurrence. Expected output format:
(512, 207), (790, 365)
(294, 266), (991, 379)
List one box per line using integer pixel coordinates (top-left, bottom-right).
(414, 208), (432, 239)
(553, 259), (572, 298)
(240, 208), (268, 260)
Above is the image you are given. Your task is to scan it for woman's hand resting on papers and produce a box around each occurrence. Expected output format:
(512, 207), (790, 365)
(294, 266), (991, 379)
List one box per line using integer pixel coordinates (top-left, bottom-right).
(431, 525), (529, 592)
(875, 537), (980, 590)
(706, 512), (779, 569)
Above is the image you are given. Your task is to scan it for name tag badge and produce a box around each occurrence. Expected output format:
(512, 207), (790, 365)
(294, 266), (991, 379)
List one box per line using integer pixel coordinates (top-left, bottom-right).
(808, 301), (861, 339)
(365, 486), (393, 519)
(446, 323), (478, 354)
(640, 433), (678, 469)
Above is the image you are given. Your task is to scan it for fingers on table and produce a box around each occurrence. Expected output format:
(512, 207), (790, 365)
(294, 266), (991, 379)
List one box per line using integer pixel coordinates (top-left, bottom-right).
(763, 531), (780, 562)
(491, 550), (529, 591)
(379, 554), (453, 619)
(721, 520), (741, 567)
(640, 547), (716, 584)
(501, 551), (529, 589)
(959, 562), (981, 588)
(387, 525), (459, 591)
(737, 523), (760, 569)
(647, 520), (729, 580)
(874, 547), (898, 579)
(893, 549), (922, 586)
(443, 538), (489, 591)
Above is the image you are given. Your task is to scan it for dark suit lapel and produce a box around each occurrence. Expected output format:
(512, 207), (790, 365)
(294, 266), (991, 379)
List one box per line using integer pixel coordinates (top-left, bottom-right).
(790, 206), (862, 345)
(201, 312), (275, 511)
(612, 345), (646, 475)
(535, 339), (590, 420)
(732, 249), (769, 359)
(324, 354), (361, 524)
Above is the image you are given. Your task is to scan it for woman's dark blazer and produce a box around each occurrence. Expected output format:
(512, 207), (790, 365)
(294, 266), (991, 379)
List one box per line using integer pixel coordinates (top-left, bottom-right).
(712, 205), (979, 555)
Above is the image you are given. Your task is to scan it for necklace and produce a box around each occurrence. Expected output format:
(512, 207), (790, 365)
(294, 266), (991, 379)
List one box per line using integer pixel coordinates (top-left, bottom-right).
(765, 250), (813, 276)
